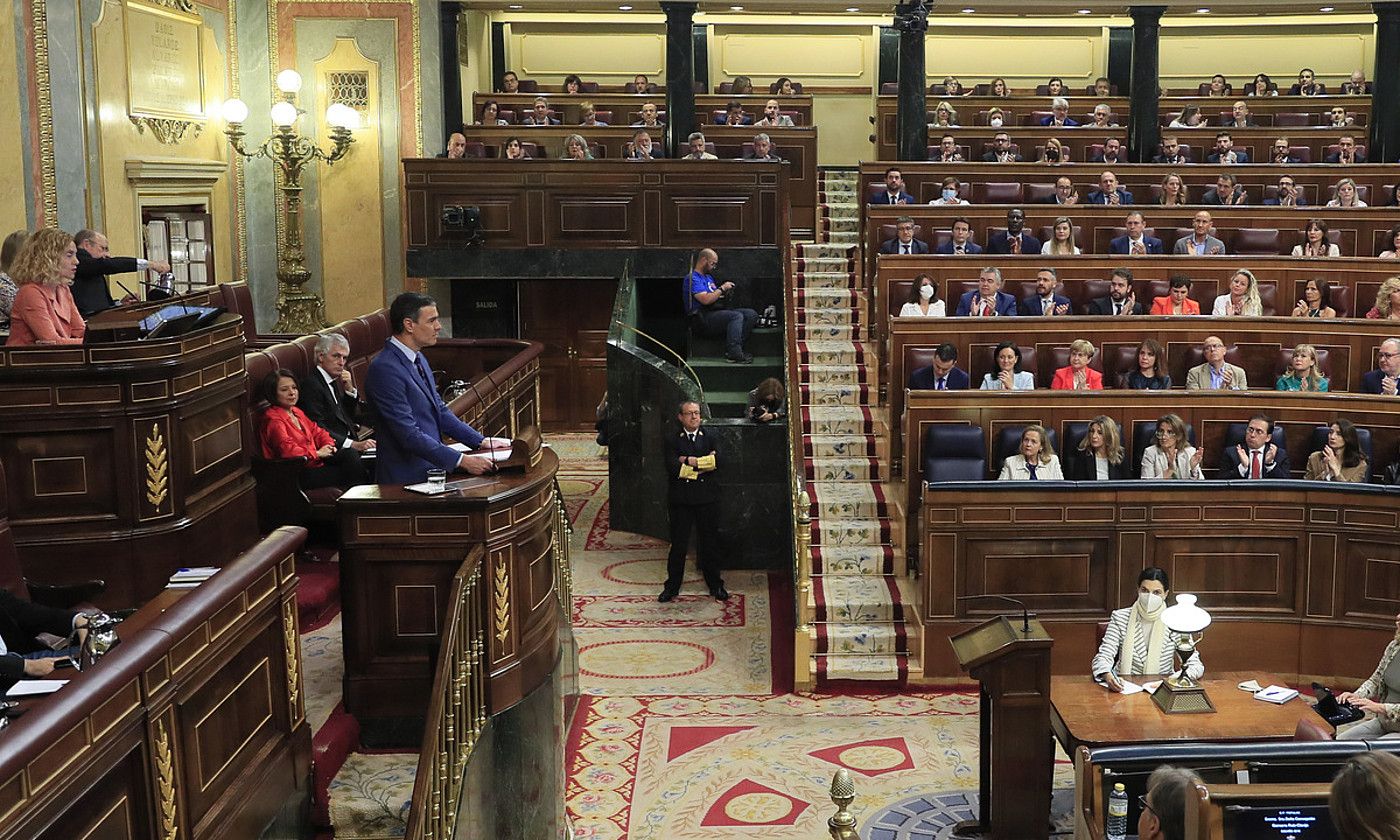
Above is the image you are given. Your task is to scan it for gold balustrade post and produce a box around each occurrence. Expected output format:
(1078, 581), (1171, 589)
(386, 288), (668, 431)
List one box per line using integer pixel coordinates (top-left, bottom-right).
(794, 488), (814, 692)
(827, 769), (859, 840)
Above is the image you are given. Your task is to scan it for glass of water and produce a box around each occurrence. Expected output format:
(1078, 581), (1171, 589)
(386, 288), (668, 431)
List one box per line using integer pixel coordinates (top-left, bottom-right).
(426, 468), (447, 492)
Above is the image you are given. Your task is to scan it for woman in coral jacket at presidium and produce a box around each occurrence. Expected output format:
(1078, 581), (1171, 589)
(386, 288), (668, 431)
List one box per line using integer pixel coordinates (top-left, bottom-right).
(5, 227), (85, 346)
(257, 369), (366, 491)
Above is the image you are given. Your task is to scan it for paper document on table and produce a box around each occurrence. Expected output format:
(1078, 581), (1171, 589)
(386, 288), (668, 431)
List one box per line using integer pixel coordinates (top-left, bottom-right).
(1117, 679), (1146, 695)
(448, 443), (513, 461)
(5, 679), (68, 697)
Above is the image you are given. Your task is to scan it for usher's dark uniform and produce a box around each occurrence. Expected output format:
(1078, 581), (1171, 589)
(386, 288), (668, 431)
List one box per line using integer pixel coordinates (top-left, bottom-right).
(663, 428), (726, 597)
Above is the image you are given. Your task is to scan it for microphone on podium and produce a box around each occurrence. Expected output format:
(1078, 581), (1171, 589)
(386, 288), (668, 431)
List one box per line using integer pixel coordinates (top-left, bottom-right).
(957, 594), (1035, 634)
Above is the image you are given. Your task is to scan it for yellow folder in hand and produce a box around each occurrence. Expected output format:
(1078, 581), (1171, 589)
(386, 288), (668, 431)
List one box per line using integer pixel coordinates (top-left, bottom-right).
(695, 453), (716, 472)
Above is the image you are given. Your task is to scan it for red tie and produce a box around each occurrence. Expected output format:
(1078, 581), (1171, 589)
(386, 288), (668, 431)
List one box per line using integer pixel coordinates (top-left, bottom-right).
(980, 299), (993, 317)
(1250, 450), (1262, 479)
(1010, 236), (1021, 255)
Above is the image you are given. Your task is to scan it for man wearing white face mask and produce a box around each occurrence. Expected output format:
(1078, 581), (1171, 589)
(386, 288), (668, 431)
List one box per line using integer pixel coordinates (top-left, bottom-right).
(1091, 567), (1205, 692)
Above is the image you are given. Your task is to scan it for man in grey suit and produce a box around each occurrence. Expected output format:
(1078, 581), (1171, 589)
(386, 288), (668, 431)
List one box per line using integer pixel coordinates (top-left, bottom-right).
(1186, 336), (1248, 390)
(1173, 211), (1227, 256)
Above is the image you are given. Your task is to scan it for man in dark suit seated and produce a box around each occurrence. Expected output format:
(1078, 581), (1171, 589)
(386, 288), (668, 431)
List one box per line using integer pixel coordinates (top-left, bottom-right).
(1108, 211), (1164, 256)
(1086, 268), (1144, 315)
(1152, 136), (1189, 165)
(1267, 138), (1303, 165)
(908, 342), (969, 390)
(1224, 100), (1256, 128)
(1325, 135), (1367, 164)
(1085, 171), (1133, 206)
(986, 208), (1040, 255)
(365, 292), (511, 484)
(1288, 68), (1326, 96)
(1090, 138), (1125, 165)
(299, 333), (377, 475)
(72, 229), (173, 317)
(1202, 173), (1249, 206)
(1360, 338), (1400, 395)
(1019, 267), (1072, 316)
(742, 133), (781, 162)
(931, 134), (964, 162)
(1262, 175), (1308, 207)
(954, 267), (1018, 317)
(879, 216), (929, 255)
(1, 589), (89, 692)
(1206, 132), (1249, 164)
(715, 100), (753, 126)
(869, 167), (915, 205)
(1341, 70), (1371, 94)
(1218, 414), (1291, 479)
(1040, 97), (1078, 127)
(520, 96), (560, 126)
(934, 217), (984, 255)
(625, 129), (666, 160)
(1035, 175), (1080, 206)
(981, 132), (1023, 163)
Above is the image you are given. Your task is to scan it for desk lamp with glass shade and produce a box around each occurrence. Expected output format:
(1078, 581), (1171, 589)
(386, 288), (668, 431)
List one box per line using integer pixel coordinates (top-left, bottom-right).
(1152, 593), (1215, 714)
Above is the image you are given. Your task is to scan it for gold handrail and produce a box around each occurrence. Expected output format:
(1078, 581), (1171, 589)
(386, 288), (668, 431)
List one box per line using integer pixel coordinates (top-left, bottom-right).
(610, 319), (707, 405)
(405, 545), (488, 840)
(785, 237), (814, 691)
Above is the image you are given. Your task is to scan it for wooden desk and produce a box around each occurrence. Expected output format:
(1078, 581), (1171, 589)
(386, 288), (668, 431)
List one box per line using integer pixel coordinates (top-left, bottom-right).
(337, 449), (564, 720)
(1051, 671), (1324, 758)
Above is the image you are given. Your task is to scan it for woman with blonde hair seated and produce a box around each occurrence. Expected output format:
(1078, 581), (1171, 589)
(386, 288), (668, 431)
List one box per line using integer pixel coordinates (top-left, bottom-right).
(1275, 343), (1329, 392)
(1092, 566), (1205, 692)
(930, 101), (959, 128)
(1064, 415), (1130, 480)
(1141, 413), (1204, 480)
(997, 424), (1062, 480)
(1051, 339), (1103, 390)
(561, 134), (593, 160)
(1305, 419), (1367, 483)
(1212, 269), (1263, 316)
(1330, 752), (1400, 836)
(1365, 276), (1400, 320)
(1327, 177), (1368, 208)
(1334, 612), (1400, 741)
(1038, 137), (1068, 165)
(1157, 173), (1188, 206)
(1041, 216), (1080, 255)
(5, 227), (85, 347)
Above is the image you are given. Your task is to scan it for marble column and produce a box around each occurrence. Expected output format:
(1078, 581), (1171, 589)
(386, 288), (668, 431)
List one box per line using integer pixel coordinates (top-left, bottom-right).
(1127, 6), (1166, 163)
(894, 1), (930, 161)
(1372, 2), (1400, 163)
(441, 2), (465, 133)
(662, 2), (698, 158)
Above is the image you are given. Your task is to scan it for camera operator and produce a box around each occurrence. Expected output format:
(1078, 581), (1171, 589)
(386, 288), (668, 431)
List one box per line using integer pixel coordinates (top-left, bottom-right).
(686, 248), (758, 364)
(748, 377), (785, 423)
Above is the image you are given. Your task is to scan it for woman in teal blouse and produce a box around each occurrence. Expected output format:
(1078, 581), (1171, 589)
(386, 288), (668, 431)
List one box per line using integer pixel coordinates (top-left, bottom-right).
(1276, 344), (1329, 392)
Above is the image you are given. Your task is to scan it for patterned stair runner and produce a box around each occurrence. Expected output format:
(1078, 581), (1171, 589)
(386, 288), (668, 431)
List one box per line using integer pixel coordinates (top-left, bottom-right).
(796, 168), (910, 686)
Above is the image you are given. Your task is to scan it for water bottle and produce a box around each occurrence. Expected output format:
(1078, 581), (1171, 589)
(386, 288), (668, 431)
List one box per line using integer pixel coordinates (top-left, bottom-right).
(1107, 782), (1129, 840)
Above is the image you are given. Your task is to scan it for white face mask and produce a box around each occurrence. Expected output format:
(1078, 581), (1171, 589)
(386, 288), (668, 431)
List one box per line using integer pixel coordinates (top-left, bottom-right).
(989, 117), (1003, 128)
(919, 284), (935, 300)
(1137, 591), (1165, 613)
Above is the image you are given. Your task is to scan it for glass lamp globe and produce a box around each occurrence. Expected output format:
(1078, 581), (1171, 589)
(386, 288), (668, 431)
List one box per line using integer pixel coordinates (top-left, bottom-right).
(221, 98), (250, 125)
(276, 69), (303, 94)
(269, 101), (298, 127)
(1162, 593), (1211, 634)
(326, 103), (360, 130)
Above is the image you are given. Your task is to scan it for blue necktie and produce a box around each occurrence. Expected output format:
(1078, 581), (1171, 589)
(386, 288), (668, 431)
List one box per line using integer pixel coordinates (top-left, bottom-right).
(1028, 463), (1038, 480)
(415, 355), (435, 399)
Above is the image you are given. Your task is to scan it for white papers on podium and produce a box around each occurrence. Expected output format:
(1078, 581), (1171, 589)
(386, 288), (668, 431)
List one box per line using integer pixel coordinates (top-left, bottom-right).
(1254, 685), (1300, 704)
(5, 679), (68, 697)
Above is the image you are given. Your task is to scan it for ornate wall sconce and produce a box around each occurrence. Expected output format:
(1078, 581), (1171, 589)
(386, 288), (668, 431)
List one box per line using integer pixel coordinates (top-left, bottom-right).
(221, 69), (359, 333)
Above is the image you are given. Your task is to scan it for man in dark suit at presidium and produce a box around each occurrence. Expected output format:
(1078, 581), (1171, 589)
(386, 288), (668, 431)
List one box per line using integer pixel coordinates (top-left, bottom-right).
(660, 401), (728, 603)
(71, 229), (172, 317)
(365, 292), (512, 484)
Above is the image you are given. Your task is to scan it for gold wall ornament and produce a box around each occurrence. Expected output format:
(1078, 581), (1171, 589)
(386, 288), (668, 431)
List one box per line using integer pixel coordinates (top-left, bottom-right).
(130, 116), (204, 145)
(154, 719), (179, 840)
(148, 0), (196, 11)
(31, 0), (57, 226)
(493, 560), (510, 644)
(145, 424), (170, 507)
(281, 598), (302, 715)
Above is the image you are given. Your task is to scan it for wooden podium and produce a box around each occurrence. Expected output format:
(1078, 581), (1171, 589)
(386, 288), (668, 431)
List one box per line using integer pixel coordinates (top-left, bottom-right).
(950, 616), (1055, 840)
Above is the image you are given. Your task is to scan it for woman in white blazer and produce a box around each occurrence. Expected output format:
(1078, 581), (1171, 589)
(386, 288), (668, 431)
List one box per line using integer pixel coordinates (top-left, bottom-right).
(1091, 566), (1205, 691)
(979, 341), (1035, 390)
(1140, 413), (1204, 479)
(998, 424), (1063, 480)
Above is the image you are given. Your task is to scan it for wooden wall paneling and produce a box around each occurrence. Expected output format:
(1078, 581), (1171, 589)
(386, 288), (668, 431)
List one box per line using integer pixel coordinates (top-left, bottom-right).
(919, 484), (1396, 683)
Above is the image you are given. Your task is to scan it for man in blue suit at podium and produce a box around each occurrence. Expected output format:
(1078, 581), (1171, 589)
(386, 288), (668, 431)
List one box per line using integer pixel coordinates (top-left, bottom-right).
(366, 292), (510, 484)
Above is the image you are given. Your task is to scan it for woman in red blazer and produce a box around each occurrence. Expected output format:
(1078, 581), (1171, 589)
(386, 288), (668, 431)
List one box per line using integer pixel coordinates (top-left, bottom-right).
(257, 369), (364, 490)
(1150, 275), (1202, 316)
(1051, 339), (1104, 390)
(5, 227), (86, 346)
